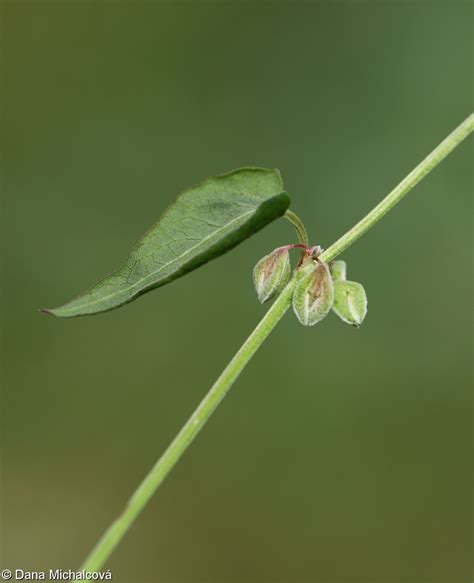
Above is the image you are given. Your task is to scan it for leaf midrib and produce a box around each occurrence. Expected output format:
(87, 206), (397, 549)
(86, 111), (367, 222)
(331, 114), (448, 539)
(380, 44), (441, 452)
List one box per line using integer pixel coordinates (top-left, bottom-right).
(65, 209), (255, 311)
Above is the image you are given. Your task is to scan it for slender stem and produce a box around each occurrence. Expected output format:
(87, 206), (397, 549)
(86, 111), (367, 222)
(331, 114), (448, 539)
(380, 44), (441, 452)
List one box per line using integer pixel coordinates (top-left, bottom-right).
(284, 209), (309, 247)
(320, 114), (474, 263)
(81, 114), (473, 572)
(81, 279), (297, 572)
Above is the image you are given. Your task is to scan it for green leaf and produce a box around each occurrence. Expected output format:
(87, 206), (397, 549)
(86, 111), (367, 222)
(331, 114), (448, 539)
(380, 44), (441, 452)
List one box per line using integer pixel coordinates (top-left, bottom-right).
(332, 280), (367, 327)
(44, 167), (290, 317)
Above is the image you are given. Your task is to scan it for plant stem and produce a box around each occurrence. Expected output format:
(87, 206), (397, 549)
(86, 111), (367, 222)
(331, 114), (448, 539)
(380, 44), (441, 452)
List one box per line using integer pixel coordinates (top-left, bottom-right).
(319, 114), (474, 263)
(81, 114), (473, 572)
(284, 209), (309, 247)
(81, 279), (297, 572)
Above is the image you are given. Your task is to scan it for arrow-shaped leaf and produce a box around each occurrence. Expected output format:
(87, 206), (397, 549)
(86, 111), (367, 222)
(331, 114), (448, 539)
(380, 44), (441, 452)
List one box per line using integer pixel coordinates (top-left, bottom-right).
(44, 167), (290, 317)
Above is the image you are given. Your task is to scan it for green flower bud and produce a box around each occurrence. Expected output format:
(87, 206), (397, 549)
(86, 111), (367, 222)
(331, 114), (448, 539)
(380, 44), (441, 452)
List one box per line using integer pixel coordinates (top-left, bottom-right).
(332, 280), (367, 327)
(329, 260), (347, 282)
(253, 248), (291, 303)
(292, 261), (334, 326)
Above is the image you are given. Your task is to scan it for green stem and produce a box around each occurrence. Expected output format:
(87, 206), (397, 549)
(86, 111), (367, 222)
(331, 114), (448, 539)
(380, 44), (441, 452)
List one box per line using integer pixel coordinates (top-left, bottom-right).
(319, 114), (474, 263)
(81, 279), (297, 572)
(284, 209), (309, 247)
(81, 113), (473, 572)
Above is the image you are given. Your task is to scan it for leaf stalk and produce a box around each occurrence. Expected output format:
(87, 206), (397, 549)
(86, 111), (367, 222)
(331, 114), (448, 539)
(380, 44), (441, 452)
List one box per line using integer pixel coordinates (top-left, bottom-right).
(284, 209), (310, 247)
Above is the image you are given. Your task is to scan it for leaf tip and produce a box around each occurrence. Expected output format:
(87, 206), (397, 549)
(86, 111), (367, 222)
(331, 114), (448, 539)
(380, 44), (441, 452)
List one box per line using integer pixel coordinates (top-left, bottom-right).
(39, 304), (73, 318)
(39, 307), (56, 317)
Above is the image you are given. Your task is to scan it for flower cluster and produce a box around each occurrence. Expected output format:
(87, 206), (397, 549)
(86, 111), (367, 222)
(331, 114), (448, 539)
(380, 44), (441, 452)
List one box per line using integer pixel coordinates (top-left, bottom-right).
(253, 246), (367, 328)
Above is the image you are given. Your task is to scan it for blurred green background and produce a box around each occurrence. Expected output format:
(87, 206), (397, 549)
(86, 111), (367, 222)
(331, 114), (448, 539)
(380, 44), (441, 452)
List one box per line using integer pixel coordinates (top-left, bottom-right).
(2, 2), (472, 582)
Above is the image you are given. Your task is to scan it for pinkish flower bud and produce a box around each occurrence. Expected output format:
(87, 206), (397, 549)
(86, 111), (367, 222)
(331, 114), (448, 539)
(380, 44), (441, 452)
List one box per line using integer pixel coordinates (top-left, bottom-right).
(253, 248), (291, 303)
(292, 260), (334, 326)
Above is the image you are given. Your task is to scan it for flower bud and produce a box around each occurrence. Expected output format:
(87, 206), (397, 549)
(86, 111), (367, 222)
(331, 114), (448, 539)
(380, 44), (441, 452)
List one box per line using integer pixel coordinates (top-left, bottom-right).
(253, 247), (291, 303)
(332, 280), (367, 327)
(292, 261), (334, 326)
(329, 260), (347, 282)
